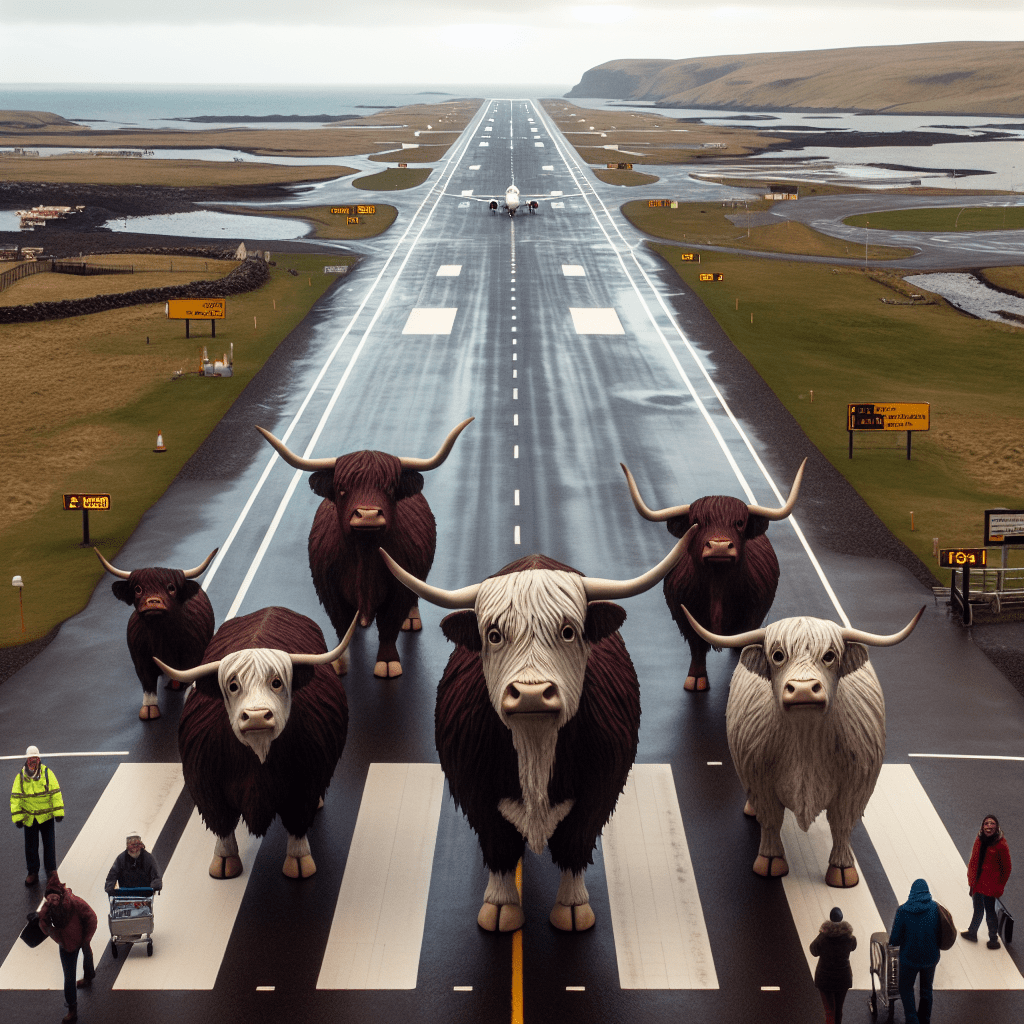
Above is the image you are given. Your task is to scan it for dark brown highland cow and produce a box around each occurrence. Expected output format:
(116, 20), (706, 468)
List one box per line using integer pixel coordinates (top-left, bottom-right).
(95, 547), (217, 720)
(620, 460), (806, 691)
(381, 535), (687, 933)
(256, 419), (473, 679)
(156, 606), (353, 880)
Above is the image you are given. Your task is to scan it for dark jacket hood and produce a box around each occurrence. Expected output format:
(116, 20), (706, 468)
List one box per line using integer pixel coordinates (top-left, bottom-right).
(906, 878), (934, 913)
(819, 919), (854, 938)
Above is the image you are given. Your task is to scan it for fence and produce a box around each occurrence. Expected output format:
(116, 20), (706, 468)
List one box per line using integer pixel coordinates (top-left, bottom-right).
(943, 564), (1024, 625)
(0, 259), (132, 295)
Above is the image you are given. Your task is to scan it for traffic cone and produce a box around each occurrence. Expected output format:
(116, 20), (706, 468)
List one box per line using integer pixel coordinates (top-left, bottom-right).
(154, 431), (167, 453)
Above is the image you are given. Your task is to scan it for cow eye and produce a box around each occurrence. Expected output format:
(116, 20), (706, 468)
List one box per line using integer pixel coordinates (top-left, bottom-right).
(134, 585), (142, 595)
(771, 649), (786, 664)
(271, 678), (283, 690)
(822, 650), (837, 665)
(486, 627), (502, 645)
(735, 519), (744, 529)
(228, 678), (239, 693)
(560, 625), (576, 642)
(167, 584), (176, 594)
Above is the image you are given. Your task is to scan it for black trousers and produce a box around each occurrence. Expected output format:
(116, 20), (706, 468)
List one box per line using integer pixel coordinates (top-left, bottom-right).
(23, 817), (57, 875)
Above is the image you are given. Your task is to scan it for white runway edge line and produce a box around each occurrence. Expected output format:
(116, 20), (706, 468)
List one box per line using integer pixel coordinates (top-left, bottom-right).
(0, 750), (129, 760)
(201, 102), (492, 618)
(909, 753), (1024, 761)
(530, 100), (850, 627)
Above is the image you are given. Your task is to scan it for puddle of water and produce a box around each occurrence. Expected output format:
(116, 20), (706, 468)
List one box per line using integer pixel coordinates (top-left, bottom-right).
(904, 272), (1024, 325)
(103, 210), (311, 238)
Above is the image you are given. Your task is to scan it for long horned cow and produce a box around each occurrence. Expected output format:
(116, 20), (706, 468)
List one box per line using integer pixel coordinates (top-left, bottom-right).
(95, 547), (218, 720)
(156, 607), (355, 879)
(256, 418), (473, 679)
(381, 532), (690, 933)
(685, 606), (923, 887)
(620, 459), (806, 691)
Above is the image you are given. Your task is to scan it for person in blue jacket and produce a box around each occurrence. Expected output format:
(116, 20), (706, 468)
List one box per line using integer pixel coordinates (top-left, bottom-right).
(889, 878), (941, 1024)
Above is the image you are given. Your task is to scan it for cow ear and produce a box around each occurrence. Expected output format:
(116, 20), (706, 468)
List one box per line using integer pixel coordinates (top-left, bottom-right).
(584, 601), (626, 643)
(745, 513), (770, 540)
(440, 611), (482, 651)
(179, 580), (202, 601)
(308, 470), (335, 501)
(666, 514), (692, 539)
(111, 580), (134, 605)
(290, 664), (315, 691)
(396, 470), (425, 499)
(838, 642), (870, 679)
(738, 645), (770, 681)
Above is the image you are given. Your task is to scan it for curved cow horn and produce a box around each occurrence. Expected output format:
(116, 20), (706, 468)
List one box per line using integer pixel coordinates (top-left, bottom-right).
(681, 606), (766, 649)
(397, 418), (474, 472)
(840, 606), (925, 647)
(379, 549), (481, 609)
(620, 463), (690, 522)
(581, 526), (694, 602)
(747, 458), (808, 520)
(255, 426), (336, 471)
(291, 614), (359, 665)
(153, 653), (221, 685)
(94, 547), (130, 580)
(183, 549), (219, 579)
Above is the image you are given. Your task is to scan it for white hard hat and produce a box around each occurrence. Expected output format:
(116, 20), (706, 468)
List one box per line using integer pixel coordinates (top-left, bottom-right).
(126, 829), (142, 842)
(25, 745), (40, 758)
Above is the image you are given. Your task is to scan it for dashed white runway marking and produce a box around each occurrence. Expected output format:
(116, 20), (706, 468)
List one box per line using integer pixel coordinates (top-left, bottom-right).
(534, 142), (545, 147)
(469, 164), (481, 170)
(542, 165), (554, 170)
(402, 308), (458, 334)
(562, 265), (585, 277)
(514, 446), (519, 458)
(479, 141), (489, 147)
(550, 190), (563, 196)
(513, 388), (518, 399)
(569, 307), (625, 335)
(436, 265), (462, 276)
(514, 490), (520, 505)
(460, 190), (474, 196)
(514, 525), (521, 545)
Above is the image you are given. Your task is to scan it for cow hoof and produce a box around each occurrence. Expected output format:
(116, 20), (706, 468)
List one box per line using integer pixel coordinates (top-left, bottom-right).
(331, 656), (348, 677)
(683, 676), (709, 692)
(283, 854), (317, 879)
(139, 705), (160, 721)
(374, 660), (403, 678)
(209, 856), (243, 879)
(753, 855), (789, 878)
(550, 902), (596, 932)
(402, 613), (422, 632)
(743, 799), (756, 817)
(825, 865), (859, 888)
(478, 902), (525, 932)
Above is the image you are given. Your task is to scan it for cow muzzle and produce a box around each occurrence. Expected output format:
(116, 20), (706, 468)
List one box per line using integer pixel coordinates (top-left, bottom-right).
(350, 507), (386, 531)
(502, 682), (562, 716)
(702, 538), (737, 564)
(238, 707), (277, 732)
(781, 678), (827, 709)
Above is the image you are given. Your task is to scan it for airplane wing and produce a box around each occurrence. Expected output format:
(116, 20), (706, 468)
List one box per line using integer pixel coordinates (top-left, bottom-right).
(445, 192), (582, 203)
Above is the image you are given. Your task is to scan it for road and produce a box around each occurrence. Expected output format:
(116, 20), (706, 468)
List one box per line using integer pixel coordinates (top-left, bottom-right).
(2, 99), (1022, 1024)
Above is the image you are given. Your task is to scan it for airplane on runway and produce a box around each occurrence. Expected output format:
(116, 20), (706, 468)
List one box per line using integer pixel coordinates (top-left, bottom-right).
(456, 184), (580, 217)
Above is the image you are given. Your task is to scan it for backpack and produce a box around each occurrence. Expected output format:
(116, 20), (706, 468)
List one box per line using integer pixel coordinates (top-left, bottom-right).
(936, 902), (956, 950)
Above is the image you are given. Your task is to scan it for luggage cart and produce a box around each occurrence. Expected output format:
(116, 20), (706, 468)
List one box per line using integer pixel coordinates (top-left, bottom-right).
(108, 886), (156, 958)
(868, 931), (899, 1021)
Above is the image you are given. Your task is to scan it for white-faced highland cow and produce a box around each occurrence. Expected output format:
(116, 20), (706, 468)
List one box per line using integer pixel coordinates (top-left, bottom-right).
(620, 459), (806, 691)
(95, 547), (218, 721)
(684, 606), (923, 887)
(381, 533), (689, 933)
(256, 419), (473, 679)
(155, 607), (354, 880)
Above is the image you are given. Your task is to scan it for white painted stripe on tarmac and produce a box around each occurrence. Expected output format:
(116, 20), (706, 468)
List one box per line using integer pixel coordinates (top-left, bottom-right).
(317, 763), (444, 990)
(779, 810), (884, 990)
(0, 763), (183, 990)
(402, 308), (458, 335)
(602, 764), (718, 989)
(569, 307), (625, 335)
(436, 265), (462, 276)
(863, 764), (1024, 990)
(114, 808), (262, 989)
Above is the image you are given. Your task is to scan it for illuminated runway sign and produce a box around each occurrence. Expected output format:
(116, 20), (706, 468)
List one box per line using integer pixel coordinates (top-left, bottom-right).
(331, 206), (376, 216)
(166, 299), (225, 319)
(938, 547), (987, 568)
(847, 403), (930, 431)
(63, 493), (110, 510)
(699, 273), (723, 282)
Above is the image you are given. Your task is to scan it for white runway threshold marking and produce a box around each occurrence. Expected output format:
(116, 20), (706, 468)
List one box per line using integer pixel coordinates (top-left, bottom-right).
(436, 265), (462, 277)
(569, 307), (625, 335)
(0, 763), (183, 991)
(562, 265), (585, 277)
(863, 764), (1024, 990)
(317, 763), (444, 990)
(602, 765), (718, 989)
(402, 308), (458, 335)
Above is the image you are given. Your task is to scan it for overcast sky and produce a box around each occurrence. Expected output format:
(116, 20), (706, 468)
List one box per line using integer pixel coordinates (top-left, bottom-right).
(1, 1), (1022, 86)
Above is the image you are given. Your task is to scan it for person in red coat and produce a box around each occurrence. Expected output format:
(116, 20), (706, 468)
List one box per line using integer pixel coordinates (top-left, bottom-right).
(961, 814), (1012, 949)
(38, 874), (96, 1022)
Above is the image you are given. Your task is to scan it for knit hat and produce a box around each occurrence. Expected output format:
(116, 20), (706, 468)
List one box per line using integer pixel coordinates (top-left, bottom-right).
(830, 907), (844, 923)
(25, 745), (40, 758)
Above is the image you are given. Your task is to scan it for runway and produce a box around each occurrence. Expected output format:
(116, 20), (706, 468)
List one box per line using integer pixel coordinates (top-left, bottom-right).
(1, 99), (1022, 1024)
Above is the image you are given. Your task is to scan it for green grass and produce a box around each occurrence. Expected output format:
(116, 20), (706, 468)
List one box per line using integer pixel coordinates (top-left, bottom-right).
(0, 253), (356, 646)
(222, 204), (398, 240)
(844, 206), (1024, 232)
(353, 167), (432, 190)
(647, 242), (1024, 580)
(592, 168), (660, 187)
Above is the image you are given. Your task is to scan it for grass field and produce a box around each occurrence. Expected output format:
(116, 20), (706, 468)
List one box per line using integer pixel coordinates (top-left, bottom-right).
(979, 266), (1024, 293)
(353, 168), (432, 190)
(647, 241), (1024, 578)
(0, 252), (355, 645)
(220, 204), (397, 240)
(844, 206), (1024, 232)
(623, 199), (916, 260)
(592, 168), (660, 187)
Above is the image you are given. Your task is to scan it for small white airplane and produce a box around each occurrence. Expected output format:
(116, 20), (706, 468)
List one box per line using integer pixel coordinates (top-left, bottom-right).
(457, 184), (579, 217)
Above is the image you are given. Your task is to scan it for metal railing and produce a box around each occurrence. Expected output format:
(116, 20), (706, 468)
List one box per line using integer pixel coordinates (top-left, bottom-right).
(947, 564), (1024, 625)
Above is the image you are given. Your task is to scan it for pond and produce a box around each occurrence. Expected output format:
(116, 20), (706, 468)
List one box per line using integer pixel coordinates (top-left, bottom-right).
(904, 273), (1024, 326)
(103, 210), (312, 239)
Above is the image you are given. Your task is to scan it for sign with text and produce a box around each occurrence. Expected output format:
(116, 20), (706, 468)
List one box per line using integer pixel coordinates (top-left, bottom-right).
(938, 547), (987, 568)
(63, 493), (110, 511)
(680, 253), (699, 262)
(331, 206), (376, 216)
(699, 273), (724, 282)
(166, 299), (224, 320)
(847, 403), (930, 431)
(985, 509), (1024, 545)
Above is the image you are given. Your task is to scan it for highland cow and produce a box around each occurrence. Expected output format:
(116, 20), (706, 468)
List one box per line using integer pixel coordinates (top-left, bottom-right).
(256, 419), (473, 679)
(684, 606), (923, 887)
(620, 459), (806, 691)
(155, 607), (354, 880)
(380, 533), (688, 932)
(95, 547), (218, 720)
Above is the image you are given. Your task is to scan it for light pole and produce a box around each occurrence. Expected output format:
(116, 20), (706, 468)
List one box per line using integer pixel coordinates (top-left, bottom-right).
(865, 218), (869, 266)
(12, 575), (25, 633)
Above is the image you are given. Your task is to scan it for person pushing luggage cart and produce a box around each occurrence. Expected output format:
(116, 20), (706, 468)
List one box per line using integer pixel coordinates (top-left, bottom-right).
(105, 829), (161, 958)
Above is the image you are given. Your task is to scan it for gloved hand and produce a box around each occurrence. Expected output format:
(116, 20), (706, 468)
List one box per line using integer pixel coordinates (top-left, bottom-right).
(54, 816), (63, 824)
(15, 821), (23, 828)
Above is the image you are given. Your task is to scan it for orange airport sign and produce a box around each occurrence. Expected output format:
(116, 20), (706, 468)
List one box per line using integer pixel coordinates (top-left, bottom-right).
(938, 548), (987, 568)
(166, 299), (225, 319)
(699, 273), (724, 282)
(847, 403), (930, 431)
(63, 493), (110, 511)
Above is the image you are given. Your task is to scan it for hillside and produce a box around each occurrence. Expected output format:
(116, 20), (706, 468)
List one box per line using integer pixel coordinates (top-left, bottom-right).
(0, 110), (79, 129)
(566, 42), (1024, 116)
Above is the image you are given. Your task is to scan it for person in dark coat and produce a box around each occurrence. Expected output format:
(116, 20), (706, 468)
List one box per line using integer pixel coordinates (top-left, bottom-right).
(889, 878), (941, 1024)
(38, 874), (97, 1023)
(809, 906), (856, 1024)
(961, 814), (1012, 949)
(104, 829), (162, 894)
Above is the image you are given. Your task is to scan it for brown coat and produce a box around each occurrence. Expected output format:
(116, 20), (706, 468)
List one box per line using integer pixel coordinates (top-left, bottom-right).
(39, 888), (97, 953)
(809, 919), (856, 991)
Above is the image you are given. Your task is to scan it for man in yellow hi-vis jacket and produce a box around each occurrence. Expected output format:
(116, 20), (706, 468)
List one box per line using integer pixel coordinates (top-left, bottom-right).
(11, 745), (64, 886)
